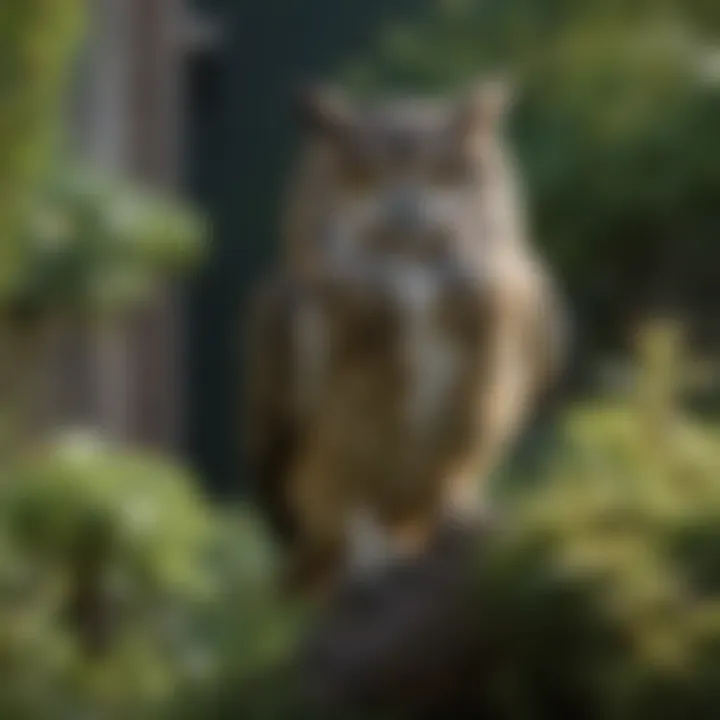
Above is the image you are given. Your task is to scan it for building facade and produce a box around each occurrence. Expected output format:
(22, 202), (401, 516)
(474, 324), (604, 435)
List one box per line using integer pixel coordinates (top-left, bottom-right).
(46, 0), (216, 454)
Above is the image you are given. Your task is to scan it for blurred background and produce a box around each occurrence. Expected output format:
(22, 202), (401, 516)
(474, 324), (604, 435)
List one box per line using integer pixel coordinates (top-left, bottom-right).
(0, 0), (719, 718)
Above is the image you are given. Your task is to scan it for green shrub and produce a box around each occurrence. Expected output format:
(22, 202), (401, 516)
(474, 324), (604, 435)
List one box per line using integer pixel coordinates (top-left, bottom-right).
(0, 431), (222, 719)
(469, 322), (720, 717)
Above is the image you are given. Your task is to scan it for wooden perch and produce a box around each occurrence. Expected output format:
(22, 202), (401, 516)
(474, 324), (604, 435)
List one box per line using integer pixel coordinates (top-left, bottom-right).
(295, 520), (495, 717)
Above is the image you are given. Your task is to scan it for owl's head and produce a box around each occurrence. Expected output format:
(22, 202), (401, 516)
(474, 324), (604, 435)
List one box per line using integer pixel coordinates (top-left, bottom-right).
(295, 78), (514, 188)
(293, 78), (517, 266)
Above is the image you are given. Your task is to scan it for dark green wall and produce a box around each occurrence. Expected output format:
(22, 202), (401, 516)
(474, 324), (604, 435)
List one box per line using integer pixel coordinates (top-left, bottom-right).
(183, 0), (426, 494)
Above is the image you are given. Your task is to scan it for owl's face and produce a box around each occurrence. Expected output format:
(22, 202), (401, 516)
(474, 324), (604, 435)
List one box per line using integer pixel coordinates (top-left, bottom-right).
(296, 80), (513, 268)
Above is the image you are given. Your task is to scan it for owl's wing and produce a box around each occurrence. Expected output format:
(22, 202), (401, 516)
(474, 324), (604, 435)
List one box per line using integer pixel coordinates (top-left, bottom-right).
(243, 275), (301, 546)
(470, 261), (569, 480)
(526, 267), (571, 404)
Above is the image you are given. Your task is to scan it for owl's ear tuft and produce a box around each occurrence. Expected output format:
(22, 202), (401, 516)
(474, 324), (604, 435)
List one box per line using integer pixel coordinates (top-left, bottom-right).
(293, 83), (354, 140)
(452, 75), (516, 137)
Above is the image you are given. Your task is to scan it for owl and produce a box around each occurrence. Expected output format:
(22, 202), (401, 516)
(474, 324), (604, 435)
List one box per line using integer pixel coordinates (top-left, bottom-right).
(245, 79), (567, 596)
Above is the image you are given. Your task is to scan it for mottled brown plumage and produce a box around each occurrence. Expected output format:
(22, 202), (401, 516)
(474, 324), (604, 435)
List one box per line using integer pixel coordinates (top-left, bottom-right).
(245, 79), (567, 595)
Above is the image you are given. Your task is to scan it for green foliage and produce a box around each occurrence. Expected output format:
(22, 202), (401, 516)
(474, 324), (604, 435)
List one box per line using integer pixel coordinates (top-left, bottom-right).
(343, 0), (720, 347)
(0, 431), (222, 719)
(0, 0), (85, 295)
(470, 322), (720, 717)
(168, 510), (311, 720)
(0, 3), (219, 719)
(8, 164), (207, 321)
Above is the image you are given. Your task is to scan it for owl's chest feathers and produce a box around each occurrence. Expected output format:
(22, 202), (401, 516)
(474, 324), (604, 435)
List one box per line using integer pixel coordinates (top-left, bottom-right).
(394, 268), (459, 433)
(292, 269), (465, 443)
